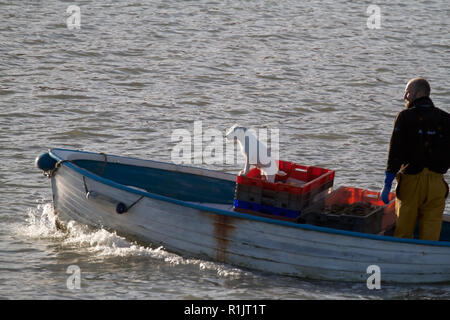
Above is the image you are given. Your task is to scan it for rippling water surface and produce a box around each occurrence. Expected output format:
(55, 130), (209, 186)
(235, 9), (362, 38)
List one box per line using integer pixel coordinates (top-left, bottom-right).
(0, 0), (449, 299)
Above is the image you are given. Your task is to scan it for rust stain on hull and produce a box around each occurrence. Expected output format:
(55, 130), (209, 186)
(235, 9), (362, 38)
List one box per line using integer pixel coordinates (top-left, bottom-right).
(212, 214), (236, 263)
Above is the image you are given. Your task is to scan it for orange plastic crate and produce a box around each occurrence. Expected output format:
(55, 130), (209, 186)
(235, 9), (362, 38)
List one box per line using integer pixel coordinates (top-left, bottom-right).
(322, 186), (394, 207)
(300, 186), (396, 234)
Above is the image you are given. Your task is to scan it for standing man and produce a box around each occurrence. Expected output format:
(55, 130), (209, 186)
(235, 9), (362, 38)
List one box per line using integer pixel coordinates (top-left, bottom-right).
(380, 78), (450, 241)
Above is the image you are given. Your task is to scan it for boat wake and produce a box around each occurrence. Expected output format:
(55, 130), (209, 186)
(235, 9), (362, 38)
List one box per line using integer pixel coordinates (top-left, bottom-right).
(16, 202), (246, 278)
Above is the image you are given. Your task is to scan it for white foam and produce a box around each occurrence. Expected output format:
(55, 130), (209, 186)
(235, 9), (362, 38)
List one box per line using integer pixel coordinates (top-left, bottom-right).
(17, 203), (246, 278)
(20, 203), (65, 239)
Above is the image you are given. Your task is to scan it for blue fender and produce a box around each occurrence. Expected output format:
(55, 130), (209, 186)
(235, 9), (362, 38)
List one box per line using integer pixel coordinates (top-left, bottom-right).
(35, 152), (57, 171)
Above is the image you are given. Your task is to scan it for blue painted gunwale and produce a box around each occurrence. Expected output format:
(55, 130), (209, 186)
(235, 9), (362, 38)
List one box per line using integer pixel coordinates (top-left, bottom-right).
(48, 148), (450, 248)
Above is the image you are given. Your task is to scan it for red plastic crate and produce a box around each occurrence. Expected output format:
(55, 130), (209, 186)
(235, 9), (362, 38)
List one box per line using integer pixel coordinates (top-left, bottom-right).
(235, 180), (333, 212)
(234, 160), (335, 214)
(236, 160), (335, 195)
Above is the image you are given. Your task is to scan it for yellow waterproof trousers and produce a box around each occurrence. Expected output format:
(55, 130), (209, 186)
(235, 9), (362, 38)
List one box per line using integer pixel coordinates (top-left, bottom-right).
(394, 168), (449, 241)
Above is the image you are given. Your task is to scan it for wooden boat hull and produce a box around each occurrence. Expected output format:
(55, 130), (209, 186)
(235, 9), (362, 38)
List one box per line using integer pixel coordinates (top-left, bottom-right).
(42, 148), (450, 283)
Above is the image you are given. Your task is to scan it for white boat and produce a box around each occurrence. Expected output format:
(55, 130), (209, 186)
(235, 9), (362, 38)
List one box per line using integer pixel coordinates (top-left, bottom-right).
(35, 148), (450, 283)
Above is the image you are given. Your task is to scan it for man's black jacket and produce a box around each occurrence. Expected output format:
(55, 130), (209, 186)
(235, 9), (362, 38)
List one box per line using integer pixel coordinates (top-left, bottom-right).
(386, 96), (450, 175)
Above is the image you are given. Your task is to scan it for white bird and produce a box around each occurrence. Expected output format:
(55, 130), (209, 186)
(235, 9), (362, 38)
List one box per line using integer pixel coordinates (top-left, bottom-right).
(225, 124), (285, 183)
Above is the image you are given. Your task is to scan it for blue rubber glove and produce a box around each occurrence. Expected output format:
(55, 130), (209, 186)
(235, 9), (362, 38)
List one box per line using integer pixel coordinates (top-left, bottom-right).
(380, 171), (396, 204)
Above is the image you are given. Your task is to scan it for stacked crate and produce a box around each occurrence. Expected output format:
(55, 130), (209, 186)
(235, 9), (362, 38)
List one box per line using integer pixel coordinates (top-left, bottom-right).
(299, 186), (396, 234)
(233, 160), (335, 221)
